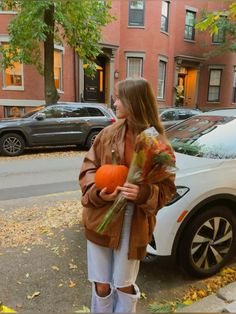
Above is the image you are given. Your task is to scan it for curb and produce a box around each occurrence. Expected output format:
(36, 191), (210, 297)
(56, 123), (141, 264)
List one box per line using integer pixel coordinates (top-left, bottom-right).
(176, 282), (236, 313)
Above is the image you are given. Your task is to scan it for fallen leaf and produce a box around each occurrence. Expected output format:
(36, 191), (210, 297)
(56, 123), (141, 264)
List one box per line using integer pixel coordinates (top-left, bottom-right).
(51, 265), (60, 271)
(27, 291), (41, 299)
(0, 304), (16, 313)
(140, 292), (147, 300)
(68, 280), (76, 288)
(75, 306), (90, 313)
(69, 263), (77, 270)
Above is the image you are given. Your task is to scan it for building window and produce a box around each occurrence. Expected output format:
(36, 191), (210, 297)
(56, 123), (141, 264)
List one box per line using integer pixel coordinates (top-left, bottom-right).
(2, 44), (23, 89)
(54, 49), (63, 91)
(127, 57), (143, 78)
(128, 0), (145, 27)
(233, 67), (236, 103)
(0, 0), (18, 11)
(208, 69), (222, 102)
(4, 106), (25, 118)
(160, 1), (169, 32)
(185, 10), (196, 40)
(157, 60), (166, 99)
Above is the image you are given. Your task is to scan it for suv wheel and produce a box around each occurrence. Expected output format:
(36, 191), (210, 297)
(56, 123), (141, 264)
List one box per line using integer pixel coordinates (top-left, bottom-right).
(0, 133), (25, 156)
(86, 131), (100, 149)
(178, 205), (236, 278)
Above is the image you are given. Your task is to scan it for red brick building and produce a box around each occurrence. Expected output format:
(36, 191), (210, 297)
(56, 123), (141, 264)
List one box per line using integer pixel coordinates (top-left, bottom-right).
(0, 0), (236, 118)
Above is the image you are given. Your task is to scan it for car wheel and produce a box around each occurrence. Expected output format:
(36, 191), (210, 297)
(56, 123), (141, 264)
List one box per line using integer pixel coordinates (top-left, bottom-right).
(0, 133), (25, 156)
(178, 205), (236, 278)
(86, 131), (100, 149)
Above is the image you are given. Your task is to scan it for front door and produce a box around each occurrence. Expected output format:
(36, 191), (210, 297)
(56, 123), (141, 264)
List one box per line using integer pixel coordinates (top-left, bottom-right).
(84, 59), (105, 103)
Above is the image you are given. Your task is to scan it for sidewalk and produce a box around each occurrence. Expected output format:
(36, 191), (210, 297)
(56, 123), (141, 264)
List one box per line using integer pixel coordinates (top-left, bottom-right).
(177, 282), (236, 313)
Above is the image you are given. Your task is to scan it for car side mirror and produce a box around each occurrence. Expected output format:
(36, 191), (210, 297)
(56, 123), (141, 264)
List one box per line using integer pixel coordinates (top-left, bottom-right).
(35, 113), (46, 121)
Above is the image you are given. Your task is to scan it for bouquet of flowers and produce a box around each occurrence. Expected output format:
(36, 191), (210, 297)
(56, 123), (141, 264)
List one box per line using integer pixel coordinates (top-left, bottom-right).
(96, 126), (176, 234)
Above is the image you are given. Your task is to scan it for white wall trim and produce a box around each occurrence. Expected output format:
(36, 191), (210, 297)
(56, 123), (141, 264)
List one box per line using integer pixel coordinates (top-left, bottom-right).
(0, 35), (10, 42)
(208, 64), (225, 70)
(0, 99), (44, 107)
(185, 5), (198, 13)
(125, 51), (146, 60)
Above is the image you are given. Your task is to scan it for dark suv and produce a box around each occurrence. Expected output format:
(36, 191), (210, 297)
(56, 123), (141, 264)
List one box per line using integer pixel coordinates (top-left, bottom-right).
(0, 102), (116, 156)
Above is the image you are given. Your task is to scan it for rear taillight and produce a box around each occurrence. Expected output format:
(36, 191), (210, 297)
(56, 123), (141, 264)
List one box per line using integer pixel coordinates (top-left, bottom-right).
(109, 118), (116, 123)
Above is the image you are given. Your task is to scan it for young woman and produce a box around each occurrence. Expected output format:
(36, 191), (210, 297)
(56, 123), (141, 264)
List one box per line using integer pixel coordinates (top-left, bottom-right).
(79, 78), (176, 313)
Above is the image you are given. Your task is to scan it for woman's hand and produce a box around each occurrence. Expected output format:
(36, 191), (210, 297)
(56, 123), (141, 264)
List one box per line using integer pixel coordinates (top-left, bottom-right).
(99, 187), (120, 202)
(118, 182), (140, 201)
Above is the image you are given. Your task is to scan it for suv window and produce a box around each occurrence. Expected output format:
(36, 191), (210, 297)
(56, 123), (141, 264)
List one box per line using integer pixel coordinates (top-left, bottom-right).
(42, 106), (65, 118)
(87, 107), (104, 117)
(162, 110), (177, 121)
(61, 105), (88, 118)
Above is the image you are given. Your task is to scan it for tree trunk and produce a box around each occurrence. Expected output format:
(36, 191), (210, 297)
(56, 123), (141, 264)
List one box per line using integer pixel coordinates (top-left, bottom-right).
(44, 4), (59, 105)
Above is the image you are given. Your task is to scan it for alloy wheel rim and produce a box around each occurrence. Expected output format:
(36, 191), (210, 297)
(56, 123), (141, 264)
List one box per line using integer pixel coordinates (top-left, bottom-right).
(3, 137), (22, 154)
(191, 216), (233, 271)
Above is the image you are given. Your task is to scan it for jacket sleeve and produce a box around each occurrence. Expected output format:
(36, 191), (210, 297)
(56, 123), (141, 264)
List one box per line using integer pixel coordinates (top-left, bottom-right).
(79, 131), (109, 209)
(136, 174), (176, 216)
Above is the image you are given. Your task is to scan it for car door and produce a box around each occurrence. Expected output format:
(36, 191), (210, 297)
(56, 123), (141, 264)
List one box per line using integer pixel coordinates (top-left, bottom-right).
(54, 104), (91, 144)
(29, 105), (71, 145)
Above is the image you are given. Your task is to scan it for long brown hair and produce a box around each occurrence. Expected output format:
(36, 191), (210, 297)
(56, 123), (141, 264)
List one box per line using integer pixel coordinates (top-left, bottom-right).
(117, 78), (165, 134)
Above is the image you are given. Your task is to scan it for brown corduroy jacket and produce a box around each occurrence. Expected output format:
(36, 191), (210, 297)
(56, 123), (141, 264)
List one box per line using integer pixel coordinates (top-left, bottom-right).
(79, 120), (176, 260)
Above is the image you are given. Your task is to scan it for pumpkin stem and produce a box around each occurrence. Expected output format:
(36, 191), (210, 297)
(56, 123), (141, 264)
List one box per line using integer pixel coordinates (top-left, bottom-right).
(111, 150), (117, 165)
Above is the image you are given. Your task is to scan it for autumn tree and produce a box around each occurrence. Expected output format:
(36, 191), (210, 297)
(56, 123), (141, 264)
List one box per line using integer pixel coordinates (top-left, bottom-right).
(195, 2), (236, 55)
(0, 0), (113, 104)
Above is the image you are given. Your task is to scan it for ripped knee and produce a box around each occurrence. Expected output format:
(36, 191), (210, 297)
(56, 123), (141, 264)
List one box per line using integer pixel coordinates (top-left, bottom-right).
(117, 285), (135, 295)
(94, 282), (111, 297)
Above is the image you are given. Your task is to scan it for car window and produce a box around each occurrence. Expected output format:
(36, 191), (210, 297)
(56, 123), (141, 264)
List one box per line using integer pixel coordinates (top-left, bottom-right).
(167, 115), (236, 159)
(87, 107), (105, 117)
(161, 110), (177, 121)
(42, 106), (65, 118)
(61, 105), (88, 118)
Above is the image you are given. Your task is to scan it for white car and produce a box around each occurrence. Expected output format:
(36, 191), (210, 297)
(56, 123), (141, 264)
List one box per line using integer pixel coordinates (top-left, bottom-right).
(146, 109), (236, 278)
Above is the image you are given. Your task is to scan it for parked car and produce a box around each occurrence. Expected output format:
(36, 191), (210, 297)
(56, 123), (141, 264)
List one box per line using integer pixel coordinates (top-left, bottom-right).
(159, 107), (201, 129)
(0, 102), (116, 156)
(145, 109), (236, 278)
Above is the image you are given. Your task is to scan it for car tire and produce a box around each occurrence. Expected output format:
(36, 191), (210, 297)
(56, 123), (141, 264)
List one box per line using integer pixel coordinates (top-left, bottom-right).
(0, 133), (25, 156)
(85, 131), (100, 149)
(178, 205), (236, 278)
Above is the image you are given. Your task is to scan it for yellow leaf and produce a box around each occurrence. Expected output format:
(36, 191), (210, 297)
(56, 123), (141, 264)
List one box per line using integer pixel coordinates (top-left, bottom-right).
(182, 300), (193, 305)
(140, 292), (147, 300)
(68, 280), (76, 288)
(69, 263), (77, 270)
(0, 304), (16, 313)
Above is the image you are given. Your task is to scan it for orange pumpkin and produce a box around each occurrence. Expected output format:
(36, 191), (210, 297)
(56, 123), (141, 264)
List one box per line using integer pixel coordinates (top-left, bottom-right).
(95, 164), (129, 193)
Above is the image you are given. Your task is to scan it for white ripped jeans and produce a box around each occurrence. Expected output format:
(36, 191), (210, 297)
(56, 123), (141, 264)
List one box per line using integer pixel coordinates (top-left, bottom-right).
(87, 203), (140, 312)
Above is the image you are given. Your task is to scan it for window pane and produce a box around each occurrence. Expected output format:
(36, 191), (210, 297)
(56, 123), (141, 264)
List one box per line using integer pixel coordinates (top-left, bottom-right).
(209, 70), (221, 86)
(157, 60), (166, 98)
(87, 107), (104, 116)
(129, 0), (144, 26)
(54, 50), (63, 91)
(127, 58), (142, 78)
(185, 11), (195, 26)
(208, 86), (220, 102)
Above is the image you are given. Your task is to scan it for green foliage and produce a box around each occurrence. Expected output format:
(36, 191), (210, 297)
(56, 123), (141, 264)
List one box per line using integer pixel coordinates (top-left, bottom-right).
(195, 1), (236, 54)
(0, 0), (114, 75)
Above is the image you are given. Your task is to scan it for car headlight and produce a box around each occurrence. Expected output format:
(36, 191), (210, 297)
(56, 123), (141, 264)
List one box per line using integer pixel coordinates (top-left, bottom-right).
(165, 186), (189, 206)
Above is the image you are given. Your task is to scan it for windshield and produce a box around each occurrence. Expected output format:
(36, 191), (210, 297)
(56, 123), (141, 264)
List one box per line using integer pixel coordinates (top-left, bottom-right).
(22, 106), (44, 118)
(166, 115), (236, 159)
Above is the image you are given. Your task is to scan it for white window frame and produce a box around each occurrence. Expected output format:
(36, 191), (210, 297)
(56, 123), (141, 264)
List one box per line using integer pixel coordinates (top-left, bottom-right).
(125, 52), (145, 78)
(232, 66), (236, 104)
